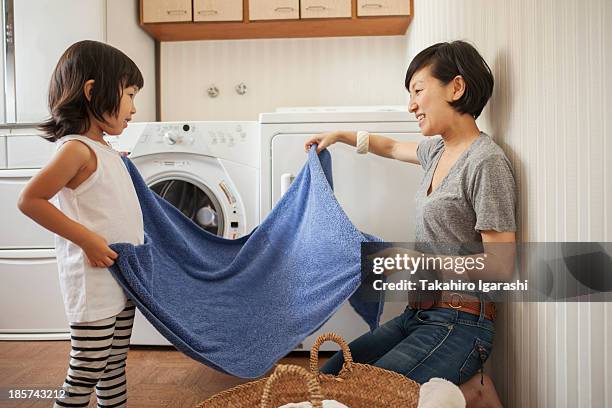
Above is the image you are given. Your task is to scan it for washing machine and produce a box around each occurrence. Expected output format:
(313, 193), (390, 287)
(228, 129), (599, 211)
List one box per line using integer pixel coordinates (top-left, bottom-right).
(259, 106), (425, 350)
(124, 121), (260, 345)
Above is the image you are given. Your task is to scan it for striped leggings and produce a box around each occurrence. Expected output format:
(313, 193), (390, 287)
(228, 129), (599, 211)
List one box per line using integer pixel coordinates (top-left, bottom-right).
(54, 301), (135, 408)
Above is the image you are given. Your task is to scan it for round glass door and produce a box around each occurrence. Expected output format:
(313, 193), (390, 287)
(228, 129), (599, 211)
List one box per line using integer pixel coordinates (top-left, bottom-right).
(150, 178), (225, 236)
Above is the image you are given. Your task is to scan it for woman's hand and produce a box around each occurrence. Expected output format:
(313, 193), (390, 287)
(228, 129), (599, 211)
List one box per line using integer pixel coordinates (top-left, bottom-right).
(78, 231), (118, 268)
(304, 131), (341, 154)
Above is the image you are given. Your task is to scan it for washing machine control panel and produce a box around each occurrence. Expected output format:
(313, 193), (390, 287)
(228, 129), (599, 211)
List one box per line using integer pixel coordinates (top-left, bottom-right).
(129, 121), (259, 168)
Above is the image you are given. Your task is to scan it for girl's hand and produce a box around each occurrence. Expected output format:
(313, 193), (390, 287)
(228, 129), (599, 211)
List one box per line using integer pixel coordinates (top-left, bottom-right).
(304, 131), (340, 154)
(79, 232), (118, 268)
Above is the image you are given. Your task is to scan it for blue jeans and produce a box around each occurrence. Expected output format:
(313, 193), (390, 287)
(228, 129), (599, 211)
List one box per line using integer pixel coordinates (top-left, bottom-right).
(321, 305), (495, 385)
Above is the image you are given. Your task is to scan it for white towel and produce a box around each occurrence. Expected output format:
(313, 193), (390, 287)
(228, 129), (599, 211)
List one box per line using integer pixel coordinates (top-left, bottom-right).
(417, 377), (466, 408)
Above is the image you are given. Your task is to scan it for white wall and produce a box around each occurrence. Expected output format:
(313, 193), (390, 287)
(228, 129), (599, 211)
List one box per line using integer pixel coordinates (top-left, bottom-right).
(405, 1), (611, 407)
(106, 0), (156, 122)
(160, 36), (408, 120)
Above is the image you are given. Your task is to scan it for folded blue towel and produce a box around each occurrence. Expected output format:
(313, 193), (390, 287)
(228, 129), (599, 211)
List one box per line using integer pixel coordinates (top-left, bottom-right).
(109, 147), (384, 378)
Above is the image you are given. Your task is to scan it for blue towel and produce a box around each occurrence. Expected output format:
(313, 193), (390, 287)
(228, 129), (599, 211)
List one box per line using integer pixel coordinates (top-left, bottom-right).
(109, 148), (384, 378)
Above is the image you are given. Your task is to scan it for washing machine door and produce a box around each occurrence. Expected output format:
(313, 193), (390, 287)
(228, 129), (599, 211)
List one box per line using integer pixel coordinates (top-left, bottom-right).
(130, 152), (247, 239)
(149, 176), (224, 236)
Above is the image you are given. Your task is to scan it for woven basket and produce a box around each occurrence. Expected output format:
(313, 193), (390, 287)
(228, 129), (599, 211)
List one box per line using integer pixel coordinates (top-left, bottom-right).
(196, 332), (420, 408)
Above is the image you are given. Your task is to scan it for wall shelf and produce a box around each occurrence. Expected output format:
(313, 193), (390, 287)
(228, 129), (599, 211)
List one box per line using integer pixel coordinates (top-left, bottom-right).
(139, 0), (413, 41)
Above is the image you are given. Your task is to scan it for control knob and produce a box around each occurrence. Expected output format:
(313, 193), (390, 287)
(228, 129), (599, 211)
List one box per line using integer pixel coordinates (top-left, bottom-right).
(163, 131), (181, 145)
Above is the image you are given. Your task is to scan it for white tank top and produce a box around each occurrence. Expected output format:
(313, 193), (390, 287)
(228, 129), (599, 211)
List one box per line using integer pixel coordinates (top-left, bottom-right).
(53, 135), (144, 323)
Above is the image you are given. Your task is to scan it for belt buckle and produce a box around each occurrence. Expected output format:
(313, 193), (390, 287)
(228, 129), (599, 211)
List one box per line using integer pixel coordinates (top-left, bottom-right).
(447, 292), (463, 309)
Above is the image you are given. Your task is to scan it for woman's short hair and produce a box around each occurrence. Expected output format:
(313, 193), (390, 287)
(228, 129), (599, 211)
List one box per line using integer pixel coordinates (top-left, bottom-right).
(405, 41), (493, 119)
(39, 40), (144, 142)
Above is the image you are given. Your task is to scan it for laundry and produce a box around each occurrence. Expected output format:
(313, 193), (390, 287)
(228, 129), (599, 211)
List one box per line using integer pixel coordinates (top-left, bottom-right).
(417, 378), (466, 408)
(108, 147), (384, 378)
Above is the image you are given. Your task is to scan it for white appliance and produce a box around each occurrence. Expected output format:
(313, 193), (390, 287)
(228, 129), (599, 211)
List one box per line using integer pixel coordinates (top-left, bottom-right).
(0, 129), (69, 340)
(259, 106), (425, 350)
(125, 121), (260, 345)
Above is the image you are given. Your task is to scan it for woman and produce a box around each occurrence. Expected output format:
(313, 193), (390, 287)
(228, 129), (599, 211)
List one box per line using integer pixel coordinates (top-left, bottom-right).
(305, 41), (515, 407)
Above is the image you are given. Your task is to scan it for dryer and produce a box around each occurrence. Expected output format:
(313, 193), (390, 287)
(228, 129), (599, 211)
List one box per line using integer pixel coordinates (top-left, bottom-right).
(125, 121), (260, 345)
(259, 106), (424, 350)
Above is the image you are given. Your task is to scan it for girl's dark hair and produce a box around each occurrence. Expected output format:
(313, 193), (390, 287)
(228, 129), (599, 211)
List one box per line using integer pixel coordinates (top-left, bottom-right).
(39, 40), (144, 142)
(405, 41), (493, 119)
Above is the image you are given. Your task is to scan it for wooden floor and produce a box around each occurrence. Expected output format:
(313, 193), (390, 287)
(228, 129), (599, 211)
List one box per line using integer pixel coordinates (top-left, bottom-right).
(0, 340), (329, 407)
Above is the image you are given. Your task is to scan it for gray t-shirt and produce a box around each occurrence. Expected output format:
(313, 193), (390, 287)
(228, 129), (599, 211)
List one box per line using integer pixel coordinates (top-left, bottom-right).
(414, 132), (516, 255)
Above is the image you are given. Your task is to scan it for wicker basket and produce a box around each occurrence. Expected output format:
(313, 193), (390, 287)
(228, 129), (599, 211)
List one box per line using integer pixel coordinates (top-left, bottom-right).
(196, 332), (420, 408)
(261, 365), (324, 408)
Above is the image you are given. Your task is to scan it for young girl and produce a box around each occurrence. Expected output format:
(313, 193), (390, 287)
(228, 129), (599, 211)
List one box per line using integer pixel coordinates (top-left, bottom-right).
(18, 40), (144, 408)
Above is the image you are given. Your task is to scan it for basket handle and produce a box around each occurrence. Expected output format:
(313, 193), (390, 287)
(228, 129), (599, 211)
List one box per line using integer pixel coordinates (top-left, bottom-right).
(260, 365), (323, 408)
(309, 332), (353, 375)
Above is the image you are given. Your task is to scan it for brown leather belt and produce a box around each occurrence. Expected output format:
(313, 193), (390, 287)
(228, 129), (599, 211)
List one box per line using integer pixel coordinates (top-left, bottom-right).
(409, 292), (496, 321)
